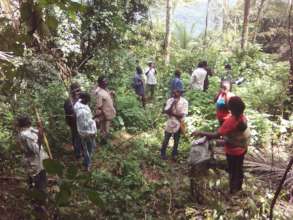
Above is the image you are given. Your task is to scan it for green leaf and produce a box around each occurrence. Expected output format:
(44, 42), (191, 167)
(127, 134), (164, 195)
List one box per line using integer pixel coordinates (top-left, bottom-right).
(56, 187), (71, 206)
(87, 191), (104, 207)
(43, 159), (64, 177)
(46, 15), (58, 32)
(66, 165), (78, 180)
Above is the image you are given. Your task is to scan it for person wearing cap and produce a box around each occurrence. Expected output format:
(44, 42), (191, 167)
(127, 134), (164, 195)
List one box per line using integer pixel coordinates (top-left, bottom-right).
(160, 88), (188, 161)
(64, 83), (82, 159)
(170, 69), (184, 94)
(94, 76), (116, 144)
(145, 61), (157, 99)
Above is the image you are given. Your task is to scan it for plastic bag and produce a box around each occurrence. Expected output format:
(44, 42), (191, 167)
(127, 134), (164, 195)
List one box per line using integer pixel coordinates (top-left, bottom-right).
(188, 137), (211, 166)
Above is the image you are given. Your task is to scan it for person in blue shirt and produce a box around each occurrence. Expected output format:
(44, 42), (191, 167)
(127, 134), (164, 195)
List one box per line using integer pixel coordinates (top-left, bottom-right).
(170, 69), (184, 94)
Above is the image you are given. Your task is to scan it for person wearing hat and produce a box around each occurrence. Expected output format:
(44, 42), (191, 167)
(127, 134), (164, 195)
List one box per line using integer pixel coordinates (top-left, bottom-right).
(64, 83), (82, 159)
(170, 69), (184, 94)
(160, 88), (188, 161)
(145, 61), (157, 99)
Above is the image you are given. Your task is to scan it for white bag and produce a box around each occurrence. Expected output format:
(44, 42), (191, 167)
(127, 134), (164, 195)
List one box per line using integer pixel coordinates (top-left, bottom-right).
(188, 137), (211, 166)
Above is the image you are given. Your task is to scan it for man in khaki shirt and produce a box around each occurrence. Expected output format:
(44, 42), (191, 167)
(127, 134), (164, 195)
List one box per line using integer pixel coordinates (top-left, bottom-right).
(94, 76), (116, 144)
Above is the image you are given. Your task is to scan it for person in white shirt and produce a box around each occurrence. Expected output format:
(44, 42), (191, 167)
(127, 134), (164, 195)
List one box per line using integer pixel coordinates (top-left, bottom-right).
(160, 88), (188, 160)
(145, 61), (157, 99)
(74, 92), (97, 171)
(190, 61), (208, 91)
(94, 76), (116, 144)
(17, 115), (49, 195)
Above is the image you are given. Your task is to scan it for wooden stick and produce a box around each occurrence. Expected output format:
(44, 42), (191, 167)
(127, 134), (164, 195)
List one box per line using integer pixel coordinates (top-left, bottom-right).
(34, 106), (53, 159)
(269, 157), (293, 220)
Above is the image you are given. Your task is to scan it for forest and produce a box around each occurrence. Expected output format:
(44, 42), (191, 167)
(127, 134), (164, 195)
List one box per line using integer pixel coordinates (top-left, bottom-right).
(0, 0), (292, 219)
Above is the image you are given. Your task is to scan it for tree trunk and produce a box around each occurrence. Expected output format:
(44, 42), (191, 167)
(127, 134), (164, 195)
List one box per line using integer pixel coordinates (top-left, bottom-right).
(204, 0), (211, 45)
(252, 0), (266, 43)
(163, 0), (172, 65)
(241, 0), (251, 49)
(284, 0), (293, 119)
(222, 0), (229, 33)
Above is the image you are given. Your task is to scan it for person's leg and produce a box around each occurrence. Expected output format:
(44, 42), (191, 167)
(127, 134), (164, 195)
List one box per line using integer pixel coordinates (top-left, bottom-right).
(172, 130), (181, 158)
(100, 119), (107, 144)
(160, 131), (172, 159)
(150, 85), (155, 98)
(234, 154), (245, 191)
(226, 154), (234, 193)
(72, 126), (82, 158)
(86, 137), (96, 170)
(81, 137), (90, 168)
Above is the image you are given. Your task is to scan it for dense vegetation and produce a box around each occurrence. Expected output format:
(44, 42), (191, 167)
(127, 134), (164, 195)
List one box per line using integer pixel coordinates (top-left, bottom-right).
(0, 0), (292, 219)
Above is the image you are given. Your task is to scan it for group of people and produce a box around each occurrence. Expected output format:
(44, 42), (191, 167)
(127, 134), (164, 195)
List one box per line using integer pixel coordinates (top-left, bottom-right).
(15, 60), (249, 207)
(64, 76), (116, 171)
(155, 62), (250, 194)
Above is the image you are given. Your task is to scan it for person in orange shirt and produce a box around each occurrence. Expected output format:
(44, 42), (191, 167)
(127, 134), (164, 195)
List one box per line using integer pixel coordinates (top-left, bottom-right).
(192, 96), (250, 194)
(214, 80), (234, 125)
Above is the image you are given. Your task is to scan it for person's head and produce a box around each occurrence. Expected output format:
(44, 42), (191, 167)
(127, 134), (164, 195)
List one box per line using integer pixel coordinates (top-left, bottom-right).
(220, 80), (232, 92)
(202, 61), (208, 68)
(16, 115), (32, 129)
(228, 96), (245, 118)
(175, 69), (181, 78)
(147, 61), (152, 67)
(98, 76), (108, 88)
(198, 61), (207, 68)
(70, 83), (81, 100)
(172, 89), (183, 98)
(136, 66), (143, 75)
(79, 92), (91, 105)
(225, 64), (231, 70)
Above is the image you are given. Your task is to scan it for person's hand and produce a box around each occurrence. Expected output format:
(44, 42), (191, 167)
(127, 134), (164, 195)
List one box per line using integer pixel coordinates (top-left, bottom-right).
(110, 91), (116, 97)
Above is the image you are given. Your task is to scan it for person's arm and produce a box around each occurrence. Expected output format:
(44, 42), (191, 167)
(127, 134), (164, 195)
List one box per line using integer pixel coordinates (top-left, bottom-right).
(192, 131), (220, 139)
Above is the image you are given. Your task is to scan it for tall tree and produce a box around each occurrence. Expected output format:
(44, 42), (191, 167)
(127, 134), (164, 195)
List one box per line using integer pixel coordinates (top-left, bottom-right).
(252, 0), (266, 43)
(222, 0), (229, 33)
(284, 0), (293, 119)
(204, 0), (211, 45)
(163, 0), (172, 65)
(241, 0), (251, 49)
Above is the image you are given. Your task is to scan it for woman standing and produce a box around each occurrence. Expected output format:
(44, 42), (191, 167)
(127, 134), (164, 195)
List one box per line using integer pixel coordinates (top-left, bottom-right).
(192, 96), (250, 194)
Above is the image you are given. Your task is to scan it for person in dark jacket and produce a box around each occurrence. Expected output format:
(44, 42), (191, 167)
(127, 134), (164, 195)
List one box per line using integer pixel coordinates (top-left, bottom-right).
(64, 83), (82, 159)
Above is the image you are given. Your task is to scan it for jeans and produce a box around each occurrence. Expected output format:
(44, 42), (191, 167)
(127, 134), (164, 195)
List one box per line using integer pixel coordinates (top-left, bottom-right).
(226, 154), (245, 193)
(160, 131), (180, 157)
(71, 126), (82, 158)
(81, 136), (96, 168)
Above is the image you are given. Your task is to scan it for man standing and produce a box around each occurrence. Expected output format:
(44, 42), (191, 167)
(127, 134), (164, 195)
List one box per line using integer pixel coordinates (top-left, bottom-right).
(190, 61), (207, 91)
(74, 92), (97, 171)
(64, 83), (82, 159)
(16, 115), (49, 200)
(145, 61), (157, 99)
(170, 69), (184, 94)
(94, 76), (116, 144)
(160, 89), (188, 161)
